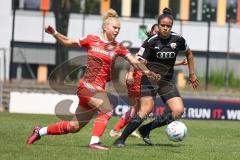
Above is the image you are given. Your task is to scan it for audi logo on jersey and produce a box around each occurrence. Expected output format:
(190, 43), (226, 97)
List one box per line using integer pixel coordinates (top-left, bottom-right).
(156, 52), (175, 59)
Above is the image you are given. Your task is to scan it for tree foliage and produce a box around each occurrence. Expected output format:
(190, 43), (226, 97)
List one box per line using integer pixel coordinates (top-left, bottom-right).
(51, 0), (73, 82)
(50, 0), (101, 82)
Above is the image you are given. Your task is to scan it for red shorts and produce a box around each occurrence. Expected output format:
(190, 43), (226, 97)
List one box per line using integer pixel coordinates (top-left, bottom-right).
(77, 80), (104, 109)
(126, 76), (141, 98)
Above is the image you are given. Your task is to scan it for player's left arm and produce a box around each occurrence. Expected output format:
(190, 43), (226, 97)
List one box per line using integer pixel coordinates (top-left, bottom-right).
(175, 59), (187, 66)
(185, 49), (199, 89)
(178, 36), (199, 88)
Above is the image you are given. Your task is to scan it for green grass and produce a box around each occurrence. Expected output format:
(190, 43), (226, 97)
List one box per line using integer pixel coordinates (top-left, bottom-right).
(0, 112), (240, 160)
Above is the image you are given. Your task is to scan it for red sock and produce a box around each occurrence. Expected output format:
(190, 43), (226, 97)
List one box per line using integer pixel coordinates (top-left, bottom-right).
(92, 111), (112, 137)
(113, 117), (128, 131)
(47, 121), (72, 135)
(113, 108), (134, 131)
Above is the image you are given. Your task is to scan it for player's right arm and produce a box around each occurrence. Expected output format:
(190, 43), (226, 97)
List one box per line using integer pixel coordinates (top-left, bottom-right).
(45, 25), (79, 48)
(126, 55), (160, 81)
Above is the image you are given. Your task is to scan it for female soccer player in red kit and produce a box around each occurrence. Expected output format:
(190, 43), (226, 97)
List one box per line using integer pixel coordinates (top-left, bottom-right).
(26, 9), (160, 150)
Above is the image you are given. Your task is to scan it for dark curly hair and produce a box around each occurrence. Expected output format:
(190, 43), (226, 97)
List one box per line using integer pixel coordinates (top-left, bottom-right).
(157, 7), (174, 25)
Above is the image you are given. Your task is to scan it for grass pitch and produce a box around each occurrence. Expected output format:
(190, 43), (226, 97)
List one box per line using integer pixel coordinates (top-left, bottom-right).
(0, 112), (239, 160)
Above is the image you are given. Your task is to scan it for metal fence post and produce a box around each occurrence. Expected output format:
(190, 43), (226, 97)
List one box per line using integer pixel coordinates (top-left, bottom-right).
(0, 48), (6, 81)
(0, 53), (3, 110)
(205, 20), (211, 90)
(225, 20), (231, 88)
(10, 1), (16, 81)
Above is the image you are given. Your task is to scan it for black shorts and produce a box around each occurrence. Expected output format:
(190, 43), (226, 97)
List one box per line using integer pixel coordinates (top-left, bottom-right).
(140, 75), (181, 103)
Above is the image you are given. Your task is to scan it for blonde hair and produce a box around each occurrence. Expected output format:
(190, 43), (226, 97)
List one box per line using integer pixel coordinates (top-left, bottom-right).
(102, 9), (119, 30)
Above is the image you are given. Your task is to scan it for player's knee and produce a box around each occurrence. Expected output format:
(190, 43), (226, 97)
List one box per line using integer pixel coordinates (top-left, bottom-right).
(95, 99), (104, 109)
(145, 99), (154, 108)
(97, 101), (113, 113)
(140, 99), (154, 115)
(138, 111), (148, 119)
(138, 105), (154, 118)
(171, 106), (184, 119)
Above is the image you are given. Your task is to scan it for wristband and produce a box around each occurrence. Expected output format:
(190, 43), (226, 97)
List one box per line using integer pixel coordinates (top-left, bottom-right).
(53, 31), (58, 37)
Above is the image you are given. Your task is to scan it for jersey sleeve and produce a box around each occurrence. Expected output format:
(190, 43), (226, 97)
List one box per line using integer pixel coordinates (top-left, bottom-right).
(178, 37), (189, 52)
(136, 40), (151, 60)
(116, 45), (131, 58)
(78, 35), (92, 48)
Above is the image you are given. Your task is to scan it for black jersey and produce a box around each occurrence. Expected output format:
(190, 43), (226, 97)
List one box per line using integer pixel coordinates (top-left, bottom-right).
(138, 32), (188, 80)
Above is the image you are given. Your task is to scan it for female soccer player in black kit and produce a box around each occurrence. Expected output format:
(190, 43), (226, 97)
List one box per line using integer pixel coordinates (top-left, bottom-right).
(114, 8), (199, 147)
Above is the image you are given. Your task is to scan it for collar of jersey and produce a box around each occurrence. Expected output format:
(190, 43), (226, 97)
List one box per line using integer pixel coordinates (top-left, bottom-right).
(100, 36), (114, 44)
(158, 33), (171, 40)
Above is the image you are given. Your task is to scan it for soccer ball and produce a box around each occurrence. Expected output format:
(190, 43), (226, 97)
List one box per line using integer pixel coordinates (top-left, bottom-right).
(165, 121), (187, 142)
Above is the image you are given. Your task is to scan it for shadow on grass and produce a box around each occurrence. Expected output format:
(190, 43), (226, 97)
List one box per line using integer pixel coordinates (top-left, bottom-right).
(32, 141), (117, 150)
(133, 143), (184, 148)
(31, 142), (89, 148)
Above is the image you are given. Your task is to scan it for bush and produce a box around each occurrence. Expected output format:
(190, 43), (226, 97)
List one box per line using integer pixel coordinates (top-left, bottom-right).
(209, 70), (240, 88)
(229, 70), (240, 88)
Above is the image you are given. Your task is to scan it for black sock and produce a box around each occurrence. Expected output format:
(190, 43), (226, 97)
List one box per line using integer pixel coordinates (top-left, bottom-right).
(139, 108), (174, 134)
(120, 115), (144, 142)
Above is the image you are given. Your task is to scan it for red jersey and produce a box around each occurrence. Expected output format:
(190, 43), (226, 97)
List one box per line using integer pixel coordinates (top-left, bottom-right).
(133, 69), (142, 80)
(132, 54), (146, 80)
(79, 34), (131, 89)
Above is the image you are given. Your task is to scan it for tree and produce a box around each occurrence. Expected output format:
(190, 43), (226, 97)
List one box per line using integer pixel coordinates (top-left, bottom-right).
(50, 0), (100, 83)
(51, 0), (74, 82)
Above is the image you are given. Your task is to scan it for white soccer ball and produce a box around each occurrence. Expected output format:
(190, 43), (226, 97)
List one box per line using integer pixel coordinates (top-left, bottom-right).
(165, 121), (187, 142)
